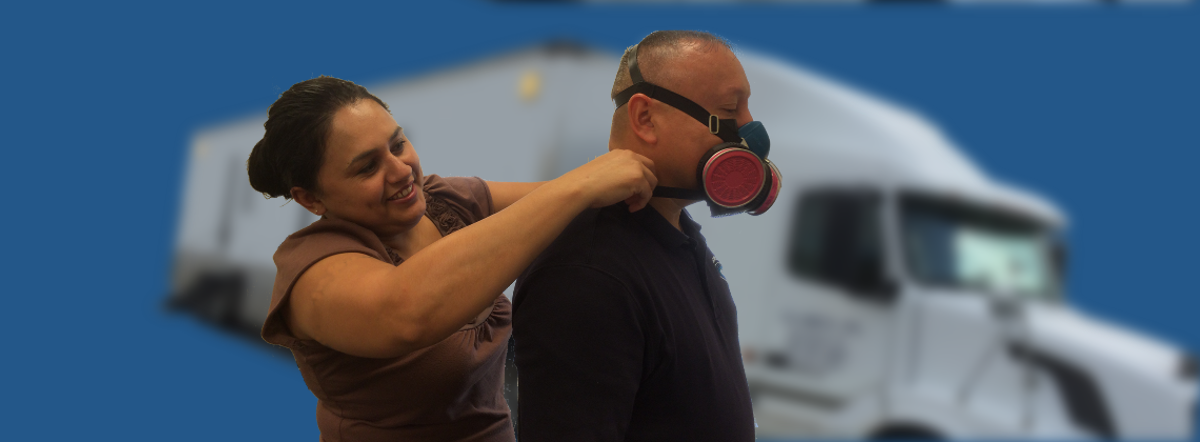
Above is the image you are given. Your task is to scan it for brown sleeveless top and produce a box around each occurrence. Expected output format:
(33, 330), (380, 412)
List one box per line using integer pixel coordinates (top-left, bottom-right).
(262, 175), (514, 442)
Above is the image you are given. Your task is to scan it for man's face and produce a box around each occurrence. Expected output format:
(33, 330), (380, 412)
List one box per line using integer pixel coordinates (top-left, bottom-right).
(654, 46), (753, 191)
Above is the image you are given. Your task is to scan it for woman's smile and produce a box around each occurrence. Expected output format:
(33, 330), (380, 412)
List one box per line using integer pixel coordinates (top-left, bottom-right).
(387, 181), (417, 204)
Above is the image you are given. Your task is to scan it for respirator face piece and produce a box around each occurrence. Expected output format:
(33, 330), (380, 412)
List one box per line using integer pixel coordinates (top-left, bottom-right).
(613, 45), (781, 217)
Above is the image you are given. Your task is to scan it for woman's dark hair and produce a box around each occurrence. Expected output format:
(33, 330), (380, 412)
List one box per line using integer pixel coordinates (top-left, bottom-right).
(247, 76), (390, 199)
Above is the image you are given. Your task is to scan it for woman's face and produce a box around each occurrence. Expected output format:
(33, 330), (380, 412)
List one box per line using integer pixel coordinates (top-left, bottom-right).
(310, 99), (426, 238)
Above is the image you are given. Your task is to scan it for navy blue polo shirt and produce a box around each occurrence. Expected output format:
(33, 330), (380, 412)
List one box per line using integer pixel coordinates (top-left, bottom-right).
(513, 203), (755, 442)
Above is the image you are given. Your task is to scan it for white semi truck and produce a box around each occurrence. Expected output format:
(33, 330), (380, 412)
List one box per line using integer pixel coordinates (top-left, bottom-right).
(169, 43), (1196, 439)
(696, 54), (1197, 439)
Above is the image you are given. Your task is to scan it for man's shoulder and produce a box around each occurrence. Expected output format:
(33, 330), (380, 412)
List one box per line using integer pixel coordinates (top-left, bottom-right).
(524, 204), (650, 275)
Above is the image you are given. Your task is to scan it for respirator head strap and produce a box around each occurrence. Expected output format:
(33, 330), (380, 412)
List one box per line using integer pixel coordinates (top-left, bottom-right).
(652, 186), (706, 200)
(628, 43), (646, 84)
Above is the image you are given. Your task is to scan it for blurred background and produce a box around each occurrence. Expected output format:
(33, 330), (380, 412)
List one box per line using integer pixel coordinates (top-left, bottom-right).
(2, 0), (1198, 440)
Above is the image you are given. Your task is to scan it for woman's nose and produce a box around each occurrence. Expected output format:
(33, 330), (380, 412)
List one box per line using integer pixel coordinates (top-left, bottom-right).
(384, 154), (412, 182)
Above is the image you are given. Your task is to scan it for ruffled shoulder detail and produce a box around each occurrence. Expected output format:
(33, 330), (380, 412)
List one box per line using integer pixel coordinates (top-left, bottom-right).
(424, 191), (468, 237)
(421, 174), (493, 237)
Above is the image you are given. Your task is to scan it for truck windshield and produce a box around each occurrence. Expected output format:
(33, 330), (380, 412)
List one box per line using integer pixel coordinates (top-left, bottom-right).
(900, 194), (1063, 302)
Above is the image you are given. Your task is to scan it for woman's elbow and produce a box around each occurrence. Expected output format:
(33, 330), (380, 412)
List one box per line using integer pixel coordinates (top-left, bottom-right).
(386, 320), (429, 355)
(363, 284), (446, 358)
(372, 309), (439, 358)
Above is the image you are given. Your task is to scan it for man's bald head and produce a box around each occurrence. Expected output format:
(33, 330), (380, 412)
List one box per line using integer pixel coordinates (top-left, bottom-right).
(607, 30), (753, 197)
(610, 31), (733, 102)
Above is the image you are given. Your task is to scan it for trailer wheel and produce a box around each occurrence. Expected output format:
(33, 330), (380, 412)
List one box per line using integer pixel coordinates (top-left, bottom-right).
(871, 424), (941, 440)
(167, 271), (246, 329)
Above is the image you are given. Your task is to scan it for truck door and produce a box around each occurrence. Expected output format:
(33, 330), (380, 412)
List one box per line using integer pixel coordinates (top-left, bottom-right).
(898, 194), (1040, 434)
(754, 189), (899, 419)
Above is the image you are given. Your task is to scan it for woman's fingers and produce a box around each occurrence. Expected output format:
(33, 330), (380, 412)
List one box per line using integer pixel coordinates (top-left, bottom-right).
(610, 151), (656, 210)
(563, 150), (660, 210)
(626, 161), (658, 212)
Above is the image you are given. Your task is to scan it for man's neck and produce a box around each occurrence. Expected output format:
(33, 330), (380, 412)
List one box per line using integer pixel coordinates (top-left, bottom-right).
(606, 140), (698, 232)
(646, 197), (695, 232)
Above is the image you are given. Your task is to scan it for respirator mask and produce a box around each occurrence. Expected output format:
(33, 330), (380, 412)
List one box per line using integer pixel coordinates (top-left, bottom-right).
(613, 45), (781, 217)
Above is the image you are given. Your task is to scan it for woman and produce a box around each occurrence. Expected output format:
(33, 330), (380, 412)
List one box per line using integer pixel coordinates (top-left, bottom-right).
(247, 76), (656, 441)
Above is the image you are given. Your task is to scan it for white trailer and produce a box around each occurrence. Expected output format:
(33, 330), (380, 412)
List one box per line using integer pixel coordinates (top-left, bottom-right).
(169, 43), (1196, 439)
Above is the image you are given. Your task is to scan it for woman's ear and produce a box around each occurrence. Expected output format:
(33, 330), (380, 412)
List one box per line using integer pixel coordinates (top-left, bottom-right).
(291, 187), (326, 216)
(626, 93), (658, 146)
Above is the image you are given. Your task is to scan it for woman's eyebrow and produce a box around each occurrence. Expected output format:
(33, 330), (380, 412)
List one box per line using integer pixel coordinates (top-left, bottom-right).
(347, 149), (378, 169)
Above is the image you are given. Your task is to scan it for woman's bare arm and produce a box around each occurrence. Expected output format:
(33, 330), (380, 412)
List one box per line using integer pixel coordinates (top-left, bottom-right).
(486, 181), (545, 212)
(287, 150), (656, 359)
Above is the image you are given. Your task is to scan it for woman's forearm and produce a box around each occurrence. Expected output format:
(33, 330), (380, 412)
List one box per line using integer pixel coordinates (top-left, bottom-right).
(384, 180), (591, 347)
(487, 181), (546, 212)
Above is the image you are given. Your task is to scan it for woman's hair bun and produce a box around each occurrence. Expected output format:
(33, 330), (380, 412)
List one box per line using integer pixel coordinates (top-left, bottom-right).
(247, 137), (289, 199)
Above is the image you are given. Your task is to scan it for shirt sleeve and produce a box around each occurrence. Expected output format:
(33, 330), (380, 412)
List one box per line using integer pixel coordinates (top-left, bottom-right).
(263, 219), (391, 347)
(423, 174), (495, 221)
(513, 264), (645, 442)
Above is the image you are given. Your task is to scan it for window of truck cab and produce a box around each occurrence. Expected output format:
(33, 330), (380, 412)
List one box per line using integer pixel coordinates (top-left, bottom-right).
(899, 193), (1064, 302)
(786, 189), (888, 297)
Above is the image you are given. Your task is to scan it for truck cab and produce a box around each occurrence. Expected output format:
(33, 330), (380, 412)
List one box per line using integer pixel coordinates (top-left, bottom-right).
(696, 54), (1198, 439)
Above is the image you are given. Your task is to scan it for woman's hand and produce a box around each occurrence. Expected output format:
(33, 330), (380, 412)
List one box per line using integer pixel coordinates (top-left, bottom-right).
(554, 149), (657, 212)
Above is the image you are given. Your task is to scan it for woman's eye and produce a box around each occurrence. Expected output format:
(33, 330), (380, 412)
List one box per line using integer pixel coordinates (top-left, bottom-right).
(359, 161), (378, 175)
(390, 141), (406, 155)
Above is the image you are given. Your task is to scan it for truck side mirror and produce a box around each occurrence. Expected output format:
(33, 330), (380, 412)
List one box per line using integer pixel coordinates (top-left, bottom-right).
(1052, 240), (1068, 279)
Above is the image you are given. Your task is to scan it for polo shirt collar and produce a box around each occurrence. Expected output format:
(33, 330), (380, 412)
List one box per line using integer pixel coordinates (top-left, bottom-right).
(629, 203), (703, 249)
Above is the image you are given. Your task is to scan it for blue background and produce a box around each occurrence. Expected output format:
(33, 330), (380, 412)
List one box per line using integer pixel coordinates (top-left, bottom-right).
(2, 1), (1196, 439)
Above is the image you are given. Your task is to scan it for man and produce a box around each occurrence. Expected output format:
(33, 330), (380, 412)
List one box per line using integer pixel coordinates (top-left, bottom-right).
(513, 31), (764, 442)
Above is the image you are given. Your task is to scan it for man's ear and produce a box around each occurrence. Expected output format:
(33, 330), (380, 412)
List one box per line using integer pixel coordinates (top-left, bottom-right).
(291, 186), (326, 216)
(626, 93), (658, 146)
